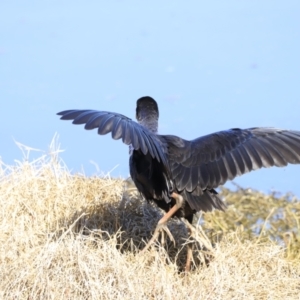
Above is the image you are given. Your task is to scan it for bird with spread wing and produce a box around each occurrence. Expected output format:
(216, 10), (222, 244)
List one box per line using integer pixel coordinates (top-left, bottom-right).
(58, 96), (300, 271)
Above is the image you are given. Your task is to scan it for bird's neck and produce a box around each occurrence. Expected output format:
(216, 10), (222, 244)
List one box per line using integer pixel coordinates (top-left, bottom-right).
(139, 117), (158, 133)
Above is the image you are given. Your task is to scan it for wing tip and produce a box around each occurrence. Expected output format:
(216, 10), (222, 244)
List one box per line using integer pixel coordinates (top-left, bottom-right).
(57, 110), (76, 118)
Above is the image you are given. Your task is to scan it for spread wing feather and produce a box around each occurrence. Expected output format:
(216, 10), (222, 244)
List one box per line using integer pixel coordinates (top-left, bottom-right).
(57, 109), (169, 168)
(58, 110), (300, 212)
(163, 128), (300, 193)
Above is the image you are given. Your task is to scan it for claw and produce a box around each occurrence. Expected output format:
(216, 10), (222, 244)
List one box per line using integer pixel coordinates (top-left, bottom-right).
(141, 222), (175, 253)
(141, 192), (184, 253)
(181, 218), (213, 251)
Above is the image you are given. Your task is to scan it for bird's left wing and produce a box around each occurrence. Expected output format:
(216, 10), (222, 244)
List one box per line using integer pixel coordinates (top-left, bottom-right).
(57, 109), (168, 166)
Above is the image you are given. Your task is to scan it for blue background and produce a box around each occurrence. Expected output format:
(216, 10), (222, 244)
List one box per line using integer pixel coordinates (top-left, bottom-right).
(1, 1), (300, 196)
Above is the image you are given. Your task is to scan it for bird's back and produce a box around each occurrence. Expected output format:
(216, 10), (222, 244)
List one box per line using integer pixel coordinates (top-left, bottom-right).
(130, 149), (171, 204)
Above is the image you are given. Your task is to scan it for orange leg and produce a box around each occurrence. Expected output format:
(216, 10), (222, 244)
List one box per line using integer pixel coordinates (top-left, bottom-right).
(184, 222), (193, 272)
(185, 226), (193, 272)
(141, 192), (184, 253)
(181, 217), (213, 272)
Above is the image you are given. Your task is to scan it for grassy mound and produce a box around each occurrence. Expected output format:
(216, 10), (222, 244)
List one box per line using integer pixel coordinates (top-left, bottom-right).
(0, 141), (299, 299)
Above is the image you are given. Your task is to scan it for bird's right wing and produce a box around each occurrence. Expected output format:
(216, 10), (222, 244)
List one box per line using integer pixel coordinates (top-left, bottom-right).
(57, 110), (169, 167)
(164, 128), (300, 193)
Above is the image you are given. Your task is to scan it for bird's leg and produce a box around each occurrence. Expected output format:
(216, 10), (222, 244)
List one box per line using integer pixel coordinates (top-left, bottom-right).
(185, 226), (193, 272)
(141, 192), (184, 252)
(181, 217), (213, 272)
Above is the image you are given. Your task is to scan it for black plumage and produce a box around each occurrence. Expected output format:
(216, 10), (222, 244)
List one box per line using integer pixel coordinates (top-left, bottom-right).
(57, 96), (300, 269)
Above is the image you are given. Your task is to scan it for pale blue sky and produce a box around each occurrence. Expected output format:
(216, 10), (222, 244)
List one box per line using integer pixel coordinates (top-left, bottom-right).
(1, 1), (300, 196)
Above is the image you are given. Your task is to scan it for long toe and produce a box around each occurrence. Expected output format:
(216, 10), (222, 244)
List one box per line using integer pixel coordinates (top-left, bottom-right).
(141, 223), (175, 253)
(181, 218), (213, 251)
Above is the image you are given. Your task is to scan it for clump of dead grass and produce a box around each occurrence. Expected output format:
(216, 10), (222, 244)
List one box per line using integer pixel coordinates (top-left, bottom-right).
(0, 138), (299, 299)
(203, 186), (300, 261)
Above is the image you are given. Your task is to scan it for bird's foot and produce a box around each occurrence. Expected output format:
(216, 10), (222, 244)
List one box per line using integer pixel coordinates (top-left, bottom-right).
(141, 192), (184, 253)
(181, 218), (213, 251)
(141, 221), (175, 253)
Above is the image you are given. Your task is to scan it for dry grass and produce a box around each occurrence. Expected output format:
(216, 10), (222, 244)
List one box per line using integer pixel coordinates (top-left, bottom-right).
(1, 139), (300, 299)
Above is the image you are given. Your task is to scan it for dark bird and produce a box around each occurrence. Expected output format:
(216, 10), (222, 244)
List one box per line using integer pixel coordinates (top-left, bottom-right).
(57, 96), (300, 270)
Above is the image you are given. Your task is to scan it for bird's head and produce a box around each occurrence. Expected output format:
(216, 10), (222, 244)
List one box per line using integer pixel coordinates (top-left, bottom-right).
(136, 96), (159, 133)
